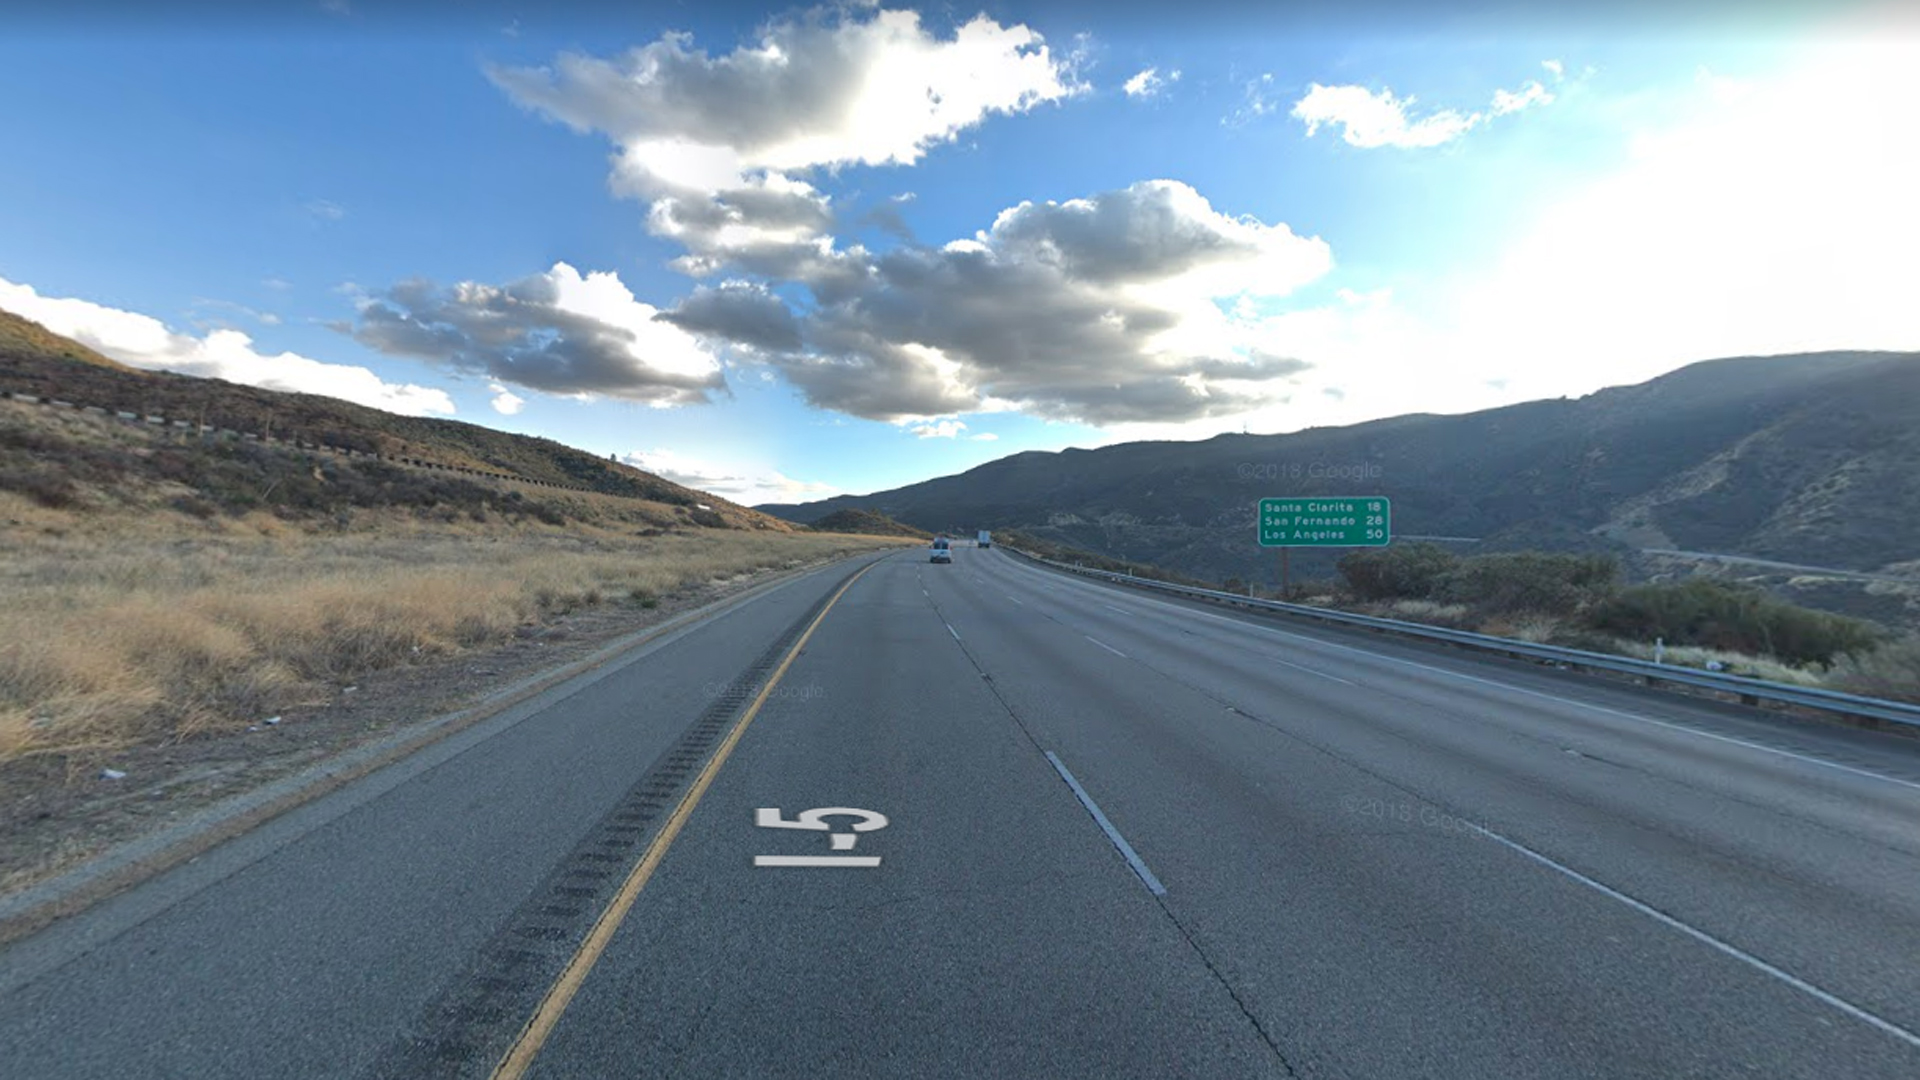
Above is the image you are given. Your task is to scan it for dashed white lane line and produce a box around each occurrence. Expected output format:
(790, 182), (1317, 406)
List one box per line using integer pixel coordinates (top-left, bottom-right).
(1045, 751), (1166, 897)
(1265, 654), (1359, 687)
(1473, 820), (1920, 1052)
(1028, 572), (1355, 686)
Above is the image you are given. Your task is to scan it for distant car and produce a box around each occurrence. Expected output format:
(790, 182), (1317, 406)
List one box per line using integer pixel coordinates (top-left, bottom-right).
(930, 547), (952, 563)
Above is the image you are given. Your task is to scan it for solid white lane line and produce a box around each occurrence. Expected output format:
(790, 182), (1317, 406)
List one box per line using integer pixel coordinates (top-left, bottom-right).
(1086, 636), (1127, 658)
(1005, 595), (1025, 606)
(1472, 821), (1920, 1052)
(1374, 661), (1920, 793)
(1018, 564), (1920, 793)
(752, 856), (881, 868)
(1442, 678), (1915, 791)
(947, 623), (961, 641)
(1045, 751), (1166, 897)
(1104, 604), (1127, 614)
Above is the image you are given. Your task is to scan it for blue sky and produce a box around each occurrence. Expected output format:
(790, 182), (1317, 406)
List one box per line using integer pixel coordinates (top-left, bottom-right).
(3, 0), (1915, 505)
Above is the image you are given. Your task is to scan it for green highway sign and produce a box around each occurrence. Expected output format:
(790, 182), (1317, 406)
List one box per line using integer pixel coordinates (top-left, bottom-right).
(1258, 497), (1391, 547)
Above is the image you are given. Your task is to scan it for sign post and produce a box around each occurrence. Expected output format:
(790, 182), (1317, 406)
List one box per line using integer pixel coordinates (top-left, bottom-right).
(1258, 497), (1392, 596)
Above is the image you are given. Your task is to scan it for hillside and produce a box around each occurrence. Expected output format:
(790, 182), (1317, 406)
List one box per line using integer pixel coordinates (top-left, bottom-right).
(0, 309), (132, 372)
(0, 313), (792, 532)
(760, 351), (1920, 627)
(808, 508), (930, 538)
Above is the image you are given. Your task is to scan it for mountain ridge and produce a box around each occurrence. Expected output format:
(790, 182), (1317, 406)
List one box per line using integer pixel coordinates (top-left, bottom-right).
(758, 351), (1920, 604)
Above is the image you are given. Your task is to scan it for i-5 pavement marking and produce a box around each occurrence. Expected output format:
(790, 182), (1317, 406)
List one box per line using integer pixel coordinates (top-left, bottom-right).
(489, 563), (878, 1080)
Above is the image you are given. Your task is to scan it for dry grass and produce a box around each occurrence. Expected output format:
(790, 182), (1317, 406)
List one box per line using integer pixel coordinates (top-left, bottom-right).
(1342, 591), (1846, 688)
(0, 519), (906, 763)
(1606, 640), (1825, 686)
(1478, 614), (1564, 644)
(1378, 598), (1474, 627)
(1826, 634), (1920, 704)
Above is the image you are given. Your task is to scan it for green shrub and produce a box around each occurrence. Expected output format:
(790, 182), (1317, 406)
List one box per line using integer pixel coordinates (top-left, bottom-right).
(1587, 578), (1881, 666)
(170, 494), (221, 519)
(1434, 552), (1619, 615)
(1546, 626), (1627, 654)
(1337, 542), (1458, 601)
(1826, 634), (1920, 704)
(0, 467), (80, 508)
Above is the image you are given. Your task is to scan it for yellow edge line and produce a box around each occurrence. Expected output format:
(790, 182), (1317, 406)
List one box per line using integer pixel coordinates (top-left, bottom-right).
(0, 556), (855, 951)
(490, 561), (878, 1080)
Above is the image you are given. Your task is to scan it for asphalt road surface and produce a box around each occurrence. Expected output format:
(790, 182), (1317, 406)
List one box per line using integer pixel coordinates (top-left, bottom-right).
(3, 545), (1918, 1078)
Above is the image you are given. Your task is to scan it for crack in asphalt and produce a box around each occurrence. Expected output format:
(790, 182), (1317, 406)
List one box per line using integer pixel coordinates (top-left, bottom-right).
(919, 582), (1303, 1078)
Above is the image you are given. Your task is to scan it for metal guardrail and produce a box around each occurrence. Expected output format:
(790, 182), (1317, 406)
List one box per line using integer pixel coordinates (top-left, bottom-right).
(1000, 546), (1920, 732)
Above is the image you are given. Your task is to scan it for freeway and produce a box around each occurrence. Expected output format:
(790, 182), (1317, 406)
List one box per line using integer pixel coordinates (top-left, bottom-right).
(2, 544), (1918, 1078)
(1640, 547), (1919, 584)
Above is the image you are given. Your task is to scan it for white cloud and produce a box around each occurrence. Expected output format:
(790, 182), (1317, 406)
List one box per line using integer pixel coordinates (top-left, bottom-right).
(188, 298), (281, 330)
(263, 277), (292, 291)
(986, 178), (1328, 301)
(1291, 84), (1480, 148)
(488, 382), (525, 415)
(657, 280), (802, 352)
(489, 7), (1085, 277)
(1124, 67), (1179, 98)
(761, 179), (1330, 424)
(618, 447), (838, 505)
(348, 262), (727, 405)
(486, 9), (1341, 431)
(1446, 37), (1920, 399)
(1490, 80), (1554, 116)
(1061, 30), (1095, 90)
(905, 418), (969, 438)
(1225, 72), (1278, 126)
(0, 277), (455, 416)
(1543, 59), (1565, 80)
(1293, 69), (1557, 148)
(304, 198), (346, 221)
(1137, 38), (1920, 441)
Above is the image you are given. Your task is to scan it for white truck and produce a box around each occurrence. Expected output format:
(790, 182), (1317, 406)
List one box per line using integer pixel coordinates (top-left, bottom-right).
(977, 530), (991, 548)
